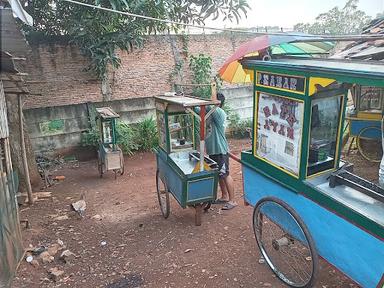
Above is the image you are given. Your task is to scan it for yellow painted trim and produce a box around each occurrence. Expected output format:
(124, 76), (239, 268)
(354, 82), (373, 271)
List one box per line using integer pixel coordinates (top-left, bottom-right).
(305, 95), (344, 178)
(256, 70), (306, 95)
(244, 68), (254, 83)
(346, 116), (382, 122)
(308, 77), (336, 96)
(356, 112), (382, 120)
(253, 91), (305, 178)
(306, 167), (335, 179)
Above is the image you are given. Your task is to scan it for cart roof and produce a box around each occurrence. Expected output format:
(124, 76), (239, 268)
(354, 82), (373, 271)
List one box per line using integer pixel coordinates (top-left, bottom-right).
(241, 58), (384, 87)
(96, 107), (120, 119)
(154, 95), (220, 107)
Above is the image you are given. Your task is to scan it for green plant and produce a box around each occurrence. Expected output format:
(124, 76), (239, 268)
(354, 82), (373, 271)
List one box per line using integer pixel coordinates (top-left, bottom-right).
(134, 117), (159, 151)
(189, 54), (212, 99)
(81, 128), (100, 147)
(181, 32), (189, 56)
(116, 122), (139, 155)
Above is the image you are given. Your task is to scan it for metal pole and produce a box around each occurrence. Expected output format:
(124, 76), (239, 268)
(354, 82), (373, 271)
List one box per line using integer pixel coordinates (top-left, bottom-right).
(18, 94), (33, 204)
(199, 106), (206, 172)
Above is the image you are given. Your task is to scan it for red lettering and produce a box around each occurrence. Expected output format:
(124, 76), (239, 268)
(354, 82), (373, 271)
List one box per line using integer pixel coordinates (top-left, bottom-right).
(278, 124), (285, 136)
(272, 103), (279, 115)
(264, 119), (270, 130)
(269, 119), (278, 132)
(263, 106), (271, 118)
(287, 127), (294, 140)
(286, 113), (297, 128)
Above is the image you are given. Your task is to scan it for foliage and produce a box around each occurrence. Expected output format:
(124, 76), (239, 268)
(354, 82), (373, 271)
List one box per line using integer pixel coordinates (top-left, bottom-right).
(230, 118), (253, 138)
(80, 117), (158, 155)
(134, 117), (158, 151)
(116, 122), (139, 155)
(222, 105), (252, 138)
(23, 0), (250, 79)
(293, 0), (371, 35)
(81, 127), (100, 147)
(189, 54), (212, 99)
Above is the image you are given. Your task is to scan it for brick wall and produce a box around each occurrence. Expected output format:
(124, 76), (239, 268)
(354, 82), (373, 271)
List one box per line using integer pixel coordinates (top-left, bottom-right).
(24, 33), (254, 109)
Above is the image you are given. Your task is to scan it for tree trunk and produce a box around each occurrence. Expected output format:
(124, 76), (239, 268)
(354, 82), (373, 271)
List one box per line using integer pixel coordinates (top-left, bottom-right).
(5, 95), (41, 191)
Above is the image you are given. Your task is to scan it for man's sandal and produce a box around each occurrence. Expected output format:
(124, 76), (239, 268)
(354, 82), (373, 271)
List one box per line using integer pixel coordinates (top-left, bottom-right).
(212, 198), (229, 204)
(221, 202), (237, 210)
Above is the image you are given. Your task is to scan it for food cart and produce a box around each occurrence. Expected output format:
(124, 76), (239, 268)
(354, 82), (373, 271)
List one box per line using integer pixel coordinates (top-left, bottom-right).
(154, 95), (219, 226)
(345, 85), (383, 162)
(237, 58), (384, 288)
(96, 107), (124, 179)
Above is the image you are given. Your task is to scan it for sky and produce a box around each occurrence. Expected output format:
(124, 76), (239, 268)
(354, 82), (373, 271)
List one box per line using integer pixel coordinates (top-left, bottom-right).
(206, 0), (384, 29)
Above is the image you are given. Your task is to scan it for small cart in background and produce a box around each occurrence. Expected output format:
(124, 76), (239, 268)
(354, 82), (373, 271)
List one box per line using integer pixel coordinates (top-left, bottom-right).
(154, 95), (219, 226)
(345, 85), (383, 162)
(96, 107), (124, 179)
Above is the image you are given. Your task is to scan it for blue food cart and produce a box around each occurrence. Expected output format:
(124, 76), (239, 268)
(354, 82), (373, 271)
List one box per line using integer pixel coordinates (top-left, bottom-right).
(154, 95), (219, 226)
(237, 58), (384, 287)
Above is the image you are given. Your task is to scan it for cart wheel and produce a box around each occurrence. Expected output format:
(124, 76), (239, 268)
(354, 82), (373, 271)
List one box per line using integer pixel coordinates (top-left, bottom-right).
(119, 148), (125, 175)
(156, 170), (170, 219)
(253, 197), (318, 288)
(202, 201), (211, 212)
(97, 151), (103, 178)
(357, 126), (382, 163)
(194, 204), (202, 226)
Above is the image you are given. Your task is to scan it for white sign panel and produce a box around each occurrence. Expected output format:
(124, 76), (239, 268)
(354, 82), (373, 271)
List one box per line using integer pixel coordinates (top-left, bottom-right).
(256, 93), (304, 175)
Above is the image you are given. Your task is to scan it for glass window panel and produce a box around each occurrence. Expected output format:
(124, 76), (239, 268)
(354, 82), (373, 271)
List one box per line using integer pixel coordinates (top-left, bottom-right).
(359, 87), (383, 112)
(255, 93), (304, 176)
(307, 95), (343, 176)
(168, 114), (194, 152)
(156, 112), (167, 149)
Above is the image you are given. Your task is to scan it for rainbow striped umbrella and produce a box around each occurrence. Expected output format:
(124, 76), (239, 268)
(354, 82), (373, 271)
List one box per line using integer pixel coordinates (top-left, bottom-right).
(219, 35), (334, 83)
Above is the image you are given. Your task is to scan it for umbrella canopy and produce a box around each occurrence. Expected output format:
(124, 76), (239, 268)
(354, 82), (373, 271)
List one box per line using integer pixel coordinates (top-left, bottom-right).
(219, 34), (334, 83)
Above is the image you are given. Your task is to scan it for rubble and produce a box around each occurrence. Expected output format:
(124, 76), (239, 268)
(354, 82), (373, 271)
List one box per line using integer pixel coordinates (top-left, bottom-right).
(48, 267), (64, 282)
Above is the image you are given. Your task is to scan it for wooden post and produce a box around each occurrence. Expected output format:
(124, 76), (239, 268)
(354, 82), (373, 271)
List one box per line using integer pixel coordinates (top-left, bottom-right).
(18, 94), (33, 204)
(211, 82), (217, 101)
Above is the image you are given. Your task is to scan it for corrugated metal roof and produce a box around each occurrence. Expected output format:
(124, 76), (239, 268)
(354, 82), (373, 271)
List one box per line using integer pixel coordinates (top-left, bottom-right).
(332, 17), (384, 60)
(0, 8), (30, 57)
(0, 51), (18, 73)
(0, 81), (9, 138)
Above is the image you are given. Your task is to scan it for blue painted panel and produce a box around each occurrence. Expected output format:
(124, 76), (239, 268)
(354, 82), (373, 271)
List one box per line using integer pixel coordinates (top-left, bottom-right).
(157, 154), (184, 206)
(350, 120), (381, 138)
(187, 178), (214, 203)
(259, 202), (307, 243)
(243, 166), (384, 288)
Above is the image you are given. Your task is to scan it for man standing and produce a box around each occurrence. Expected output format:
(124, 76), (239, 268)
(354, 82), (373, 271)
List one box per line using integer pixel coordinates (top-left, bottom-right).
(206, 93), (237, 210)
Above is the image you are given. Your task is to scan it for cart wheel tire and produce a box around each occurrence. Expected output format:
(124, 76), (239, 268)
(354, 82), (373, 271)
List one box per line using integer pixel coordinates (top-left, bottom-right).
(156, 170), (170, 219)
(357, 126), (382, 163)
(194, 204), (202, 226)
(97, 151), (103, 178)
(253, 197), (318, 288)
(202, 201), (211, 212)
(119, 149), (125, 175)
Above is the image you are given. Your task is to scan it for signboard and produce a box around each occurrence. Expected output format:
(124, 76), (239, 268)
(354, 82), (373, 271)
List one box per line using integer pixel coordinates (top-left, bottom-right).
(256, 71), (306, 94)
(255, 92), (304, 176)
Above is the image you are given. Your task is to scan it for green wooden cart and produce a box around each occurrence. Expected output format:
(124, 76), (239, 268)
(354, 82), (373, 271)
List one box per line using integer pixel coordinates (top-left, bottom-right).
(154, 95), (220, 225)
(96, 107), (124, 179)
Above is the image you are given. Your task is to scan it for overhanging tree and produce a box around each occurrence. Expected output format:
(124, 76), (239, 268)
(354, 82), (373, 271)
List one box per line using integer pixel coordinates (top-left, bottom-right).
(294, 0), (371, 35)
(23, 0), (250, 92)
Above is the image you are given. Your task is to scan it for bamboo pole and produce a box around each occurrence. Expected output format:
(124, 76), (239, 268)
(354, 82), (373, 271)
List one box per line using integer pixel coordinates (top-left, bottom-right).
(18, 94), (33, 204)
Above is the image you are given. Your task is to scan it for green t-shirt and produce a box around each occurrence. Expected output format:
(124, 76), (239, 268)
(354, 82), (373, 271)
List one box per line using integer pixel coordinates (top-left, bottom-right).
(205, 107), (229, 155)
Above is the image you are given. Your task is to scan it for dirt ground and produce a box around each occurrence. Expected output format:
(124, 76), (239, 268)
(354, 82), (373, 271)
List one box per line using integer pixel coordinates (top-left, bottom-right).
(12, 138), (377, 288)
